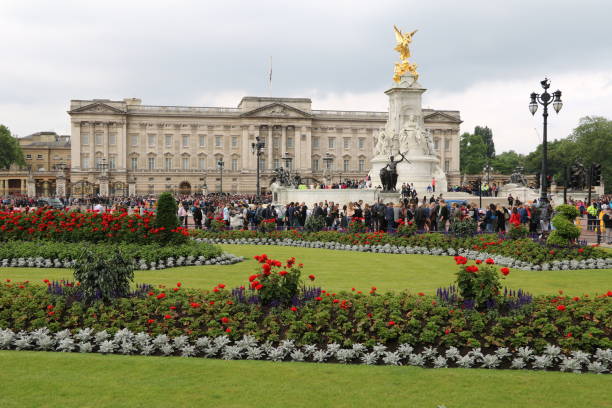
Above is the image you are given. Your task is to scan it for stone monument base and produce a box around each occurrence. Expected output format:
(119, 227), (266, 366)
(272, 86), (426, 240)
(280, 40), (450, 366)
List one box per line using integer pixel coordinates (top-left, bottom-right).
(273, 187), (400, 206)
(370, 155), (447, 196)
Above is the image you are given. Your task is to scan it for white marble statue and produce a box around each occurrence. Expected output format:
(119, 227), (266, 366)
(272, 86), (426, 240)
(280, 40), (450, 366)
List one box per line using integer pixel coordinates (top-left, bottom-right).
(423, 129), (435, 155)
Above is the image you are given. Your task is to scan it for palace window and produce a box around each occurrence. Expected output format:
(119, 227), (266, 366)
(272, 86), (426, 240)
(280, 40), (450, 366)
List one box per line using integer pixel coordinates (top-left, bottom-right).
(148, 157), (155, 170)
(130, 134), (138, 146)
(165, 157), (172, 170)
(231, 136), (238, 148)
(325, 158), (333, 170)
(109, 133), (116, 145)
(328, 137), (335, 149)
(182, 157), (189, 170)
(148, 134), (156, 147)
(444, 159), (450, 172)
(109, 157), (116, 169)
(26, 154), (31, 159)
(312, 158), (319, 171)
(358, 138), (365, 149)
(434, 138), (439, 150)
(130, 157), (138, 170)
(259, 158), (266, 170)
(287, 137), (294, 148)
(343, 138), (350, 149)
(82, 157), (90, 169)
(37, 154), (43, 160)
(166, 135), (173, 147)
(359, 159), (365, 172)
(198, 157), (206, 170)
(81, 133), (89, 145)
(95, 133), (103, 145)
(444, 138), (451, 152)
(312, 137), (319, 148)
(198, 135), (206, 147)
(343, 159), (350, 172)
(273, 159), (280, 169)
(273, 137), (279, 148)
(182, 135), (189, 148)
(231, 158), (238, 171)
(215, 135), (222, 147)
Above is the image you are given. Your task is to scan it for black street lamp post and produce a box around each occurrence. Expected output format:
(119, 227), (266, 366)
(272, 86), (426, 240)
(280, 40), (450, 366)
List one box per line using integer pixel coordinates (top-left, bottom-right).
(529, 78), (563, 206)
(251, 136), (266, 198)
(217, 159), (224, 193)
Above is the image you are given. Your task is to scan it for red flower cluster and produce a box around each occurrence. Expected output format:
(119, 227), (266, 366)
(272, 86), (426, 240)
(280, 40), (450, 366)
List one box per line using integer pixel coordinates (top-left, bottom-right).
(0, 208), (189, 242)
(500, 267), (510, 276)
(465, 265), (479, 273)
(454, 256), (468, 265)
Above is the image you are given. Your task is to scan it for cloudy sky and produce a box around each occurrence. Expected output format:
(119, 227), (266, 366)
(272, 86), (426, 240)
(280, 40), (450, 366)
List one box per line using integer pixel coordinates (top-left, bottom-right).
(1, 0), (611, 154)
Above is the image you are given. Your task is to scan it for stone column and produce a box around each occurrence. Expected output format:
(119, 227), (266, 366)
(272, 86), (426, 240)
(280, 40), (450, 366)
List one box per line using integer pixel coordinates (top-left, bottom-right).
(241, 125), (249, 169)
(103, 122), (109, 163)
(118, 121), (126, 171)
(56, 174), (66, 197)
(281, 125), (286, 156)
(267, 125), (273, 170)
(71, 121), (81, 170)
(27, 176), (36, 196)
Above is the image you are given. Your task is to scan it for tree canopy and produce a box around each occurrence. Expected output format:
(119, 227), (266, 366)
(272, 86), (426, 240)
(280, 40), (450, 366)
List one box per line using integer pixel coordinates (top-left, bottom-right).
(0, 125), (25, 170)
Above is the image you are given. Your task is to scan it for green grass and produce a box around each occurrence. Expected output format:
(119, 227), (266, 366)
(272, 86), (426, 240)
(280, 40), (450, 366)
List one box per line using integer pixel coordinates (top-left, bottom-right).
(0, 245), (610, 296)
(0, 351), (610, 408)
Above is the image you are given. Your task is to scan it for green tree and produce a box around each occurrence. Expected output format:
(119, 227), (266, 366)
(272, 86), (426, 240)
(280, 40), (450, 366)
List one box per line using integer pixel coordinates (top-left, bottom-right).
(459, 131), (487, 174)
(154, 191), (186, 243)
(474, 126), (495, 159)
(0, 125), (25, 169)
(491, 150), (525, 174)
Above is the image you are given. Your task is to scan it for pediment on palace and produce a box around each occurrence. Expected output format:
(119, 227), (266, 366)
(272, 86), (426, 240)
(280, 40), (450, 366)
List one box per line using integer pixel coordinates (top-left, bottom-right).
(423, 111), (462, 124)
(240, 103), (312, 119)
(69, 102), (126, 115)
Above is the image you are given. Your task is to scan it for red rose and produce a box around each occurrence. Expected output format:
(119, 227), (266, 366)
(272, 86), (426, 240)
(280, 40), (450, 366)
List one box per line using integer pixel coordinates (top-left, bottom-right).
(262, 263), (271, 273)
(333, 299), (339, 303)
(225, 327), (232, 333)
(220, 317), (230, 324)
(418, 292), (425, 296)
(444, 328), (451, 335)
(176, 282), (182, 287)
(190, 302), (201, 308)
(164, 314), (172, 319)
(500, 267), (510, 276)
(572, 296), (579, 301)
(315, 296), (323, 301)
(290, 306), (298, 312)
(279, 270), (288, 276)
(249, 274), (257, 282)
(47, 305), (54, 310)
(218, 283), (226, 289)
(147, 319), (155, 324)
(485, 258), (495, 265)
(565, 332), (572, 338)
(255, 284), (263, 290)
(308, 274), (315, 281)
(173, 287), (179, 292)
(156, 293), (166, 299)
(577, 248), (584, 253)
(47, 311), (55, 316)
(556, 305), (566, 311)
(169, 306), (176, 310)
(475, 259), (482, 264)
(387, 321), (395, 326)
(549, 250), (555, 255)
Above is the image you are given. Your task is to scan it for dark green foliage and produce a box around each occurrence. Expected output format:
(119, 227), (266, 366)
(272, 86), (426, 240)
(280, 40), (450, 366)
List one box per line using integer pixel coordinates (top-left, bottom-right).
(154, 192), (186, 243)
(0, 125), (25, 170)
(73, 247), (134, 304)
(508, 224), (529, 240)
(0, 240), (222, 264)
(455, 263), (501, 310)
(547, 205), (581, 247)
(449, 219), (477, 237)
(304, 215), (325, 232)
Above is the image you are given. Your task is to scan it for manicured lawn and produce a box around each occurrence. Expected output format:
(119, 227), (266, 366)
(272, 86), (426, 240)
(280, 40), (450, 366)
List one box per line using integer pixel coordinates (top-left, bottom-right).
(0, 351), (610, 408)
(0, 245), (610, 296)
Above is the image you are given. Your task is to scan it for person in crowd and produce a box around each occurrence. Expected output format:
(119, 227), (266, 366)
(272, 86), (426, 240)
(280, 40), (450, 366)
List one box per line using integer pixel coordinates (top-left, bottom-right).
(603, 208), (612, 244)
(192, 204), (203, 229)
(483, 203), (497, 233)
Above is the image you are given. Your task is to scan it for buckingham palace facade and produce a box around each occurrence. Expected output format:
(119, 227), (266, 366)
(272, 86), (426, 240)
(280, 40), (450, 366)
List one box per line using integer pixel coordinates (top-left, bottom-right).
(68, 96), (461, 195)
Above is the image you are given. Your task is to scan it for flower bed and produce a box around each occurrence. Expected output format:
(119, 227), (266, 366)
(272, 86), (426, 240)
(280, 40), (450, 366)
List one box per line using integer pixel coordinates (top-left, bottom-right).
(1, 281), (610, 353)
(195, 235), (612, 271)
(1, 327), (610, 373)
(0, 208), (189, 243)
(0, 240), (243, 270)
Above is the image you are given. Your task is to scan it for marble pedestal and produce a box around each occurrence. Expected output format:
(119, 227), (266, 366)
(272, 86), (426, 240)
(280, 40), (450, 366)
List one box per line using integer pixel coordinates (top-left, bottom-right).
(370, 155), (447, 196)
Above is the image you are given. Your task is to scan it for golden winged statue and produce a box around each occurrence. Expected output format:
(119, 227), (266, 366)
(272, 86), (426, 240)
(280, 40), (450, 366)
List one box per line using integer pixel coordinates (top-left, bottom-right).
(392, 25), (419, 83)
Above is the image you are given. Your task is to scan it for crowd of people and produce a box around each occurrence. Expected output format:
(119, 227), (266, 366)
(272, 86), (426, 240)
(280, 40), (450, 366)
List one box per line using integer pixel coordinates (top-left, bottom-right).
(2, 192), (610, 244)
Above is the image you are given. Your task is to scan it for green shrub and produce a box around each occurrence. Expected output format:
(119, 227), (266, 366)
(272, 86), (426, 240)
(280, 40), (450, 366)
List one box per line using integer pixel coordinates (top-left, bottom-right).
(454, 257), (502, 310)
(449, 219), (477, 237)
(251, 254), (303, 306)
(73, 247), (134, 304)
(304, 215), (325, 232)
(396, 220), (417, 237)
(154, 192), (186, 243)
(547, 205), (581, 247)
(508, 224), (529, 239)
(257, 219), (277, 233)
(347, 218), (366, 234)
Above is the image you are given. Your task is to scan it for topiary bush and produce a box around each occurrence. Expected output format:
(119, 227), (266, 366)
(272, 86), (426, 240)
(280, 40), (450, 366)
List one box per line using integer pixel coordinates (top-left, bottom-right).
(154, 192), (186, 243)
(508, 224), (529, 240)
(449, 219), (477, 237)
(73, 247), (134, 304)
(547, 204), (581, 247)
(304, 215), (325, 232)
(454, 256), (505, 310)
